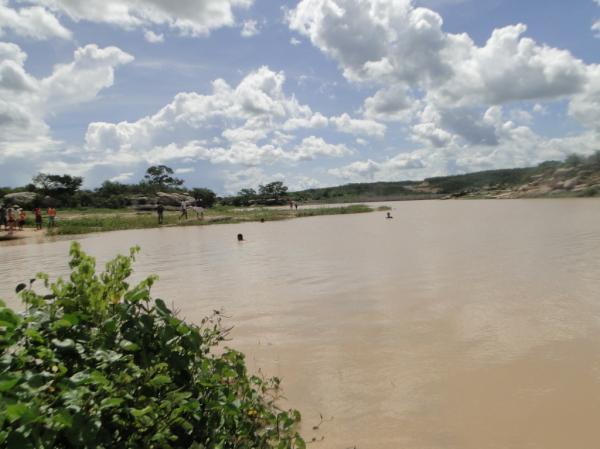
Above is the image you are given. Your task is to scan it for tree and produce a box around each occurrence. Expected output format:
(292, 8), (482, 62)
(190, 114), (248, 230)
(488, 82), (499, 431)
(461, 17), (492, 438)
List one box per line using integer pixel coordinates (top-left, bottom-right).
(564, 154), (584, 167)
(143, 165), (184, 190)
(96, 180), (131, 197)
(585, 150), (600, 169)
(32, 173), (83, 197)
(258, 182), (288, 200)
(237, 188), (257, 198)
(190, 188), (217, 207)
(31, 173), (83, 206)
(233, 188), (258, 206)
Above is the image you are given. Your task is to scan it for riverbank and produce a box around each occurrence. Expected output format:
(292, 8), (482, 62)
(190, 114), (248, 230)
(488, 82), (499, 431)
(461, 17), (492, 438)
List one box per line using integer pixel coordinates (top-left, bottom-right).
(2, 204), (382, 239)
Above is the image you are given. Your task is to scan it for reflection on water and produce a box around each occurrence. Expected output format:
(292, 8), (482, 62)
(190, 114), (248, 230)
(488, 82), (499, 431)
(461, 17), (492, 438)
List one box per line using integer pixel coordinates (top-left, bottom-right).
(2, 199), (600, 449)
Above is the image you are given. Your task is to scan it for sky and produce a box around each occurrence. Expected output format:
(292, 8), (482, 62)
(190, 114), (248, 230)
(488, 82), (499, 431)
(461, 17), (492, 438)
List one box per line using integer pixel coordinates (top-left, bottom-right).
(0, 0), (599, 194)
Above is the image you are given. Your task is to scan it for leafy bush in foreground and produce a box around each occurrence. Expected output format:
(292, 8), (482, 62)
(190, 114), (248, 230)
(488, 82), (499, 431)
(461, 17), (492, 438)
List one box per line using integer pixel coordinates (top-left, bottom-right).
(0, 243), (304, 449)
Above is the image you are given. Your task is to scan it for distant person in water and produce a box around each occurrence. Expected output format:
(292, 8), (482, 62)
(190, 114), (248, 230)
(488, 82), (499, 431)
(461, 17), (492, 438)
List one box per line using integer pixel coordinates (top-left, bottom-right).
(18, 209), (26, 230)
(386, 212), (393, 219)
(179, 202), (188, 221)
(47, 207), (56, 228)
(156, 203), (164, 224)
(237, 233), (244, 241)
(294, 202), (298, 210)
(34, 207), (42, 230)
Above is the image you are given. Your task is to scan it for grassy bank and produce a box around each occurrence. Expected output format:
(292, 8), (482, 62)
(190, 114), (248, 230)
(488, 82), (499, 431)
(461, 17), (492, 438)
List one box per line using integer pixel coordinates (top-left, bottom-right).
(46, 204), (375, 235)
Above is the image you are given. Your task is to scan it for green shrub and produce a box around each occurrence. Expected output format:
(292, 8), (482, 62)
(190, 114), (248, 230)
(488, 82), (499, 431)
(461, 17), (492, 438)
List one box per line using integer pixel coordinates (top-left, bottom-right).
(0, 243), (304, 449)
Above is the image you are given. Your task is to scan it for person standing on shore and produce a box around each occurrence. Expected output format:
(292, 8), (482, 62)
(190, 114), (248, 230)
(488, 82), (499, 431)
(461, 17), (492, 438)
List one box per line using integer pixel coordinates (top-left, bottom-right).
(179, 202), (188, 221)
(47, 207), (56, 228)
(34, 207), (42, 230)
(18, 209), (26, 230)
(157, 203), (164, 225)
(7, 207), (15, 232)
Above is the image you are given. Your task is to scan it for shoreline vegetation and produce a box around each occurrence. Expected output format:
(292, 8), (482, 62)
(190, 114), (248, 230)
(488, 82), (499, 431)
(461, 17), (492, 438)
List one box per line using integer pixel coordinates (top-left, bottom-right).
(1, 204), (381, 240)
(0, 243), (305, 448)
(48, 204), (378, 236)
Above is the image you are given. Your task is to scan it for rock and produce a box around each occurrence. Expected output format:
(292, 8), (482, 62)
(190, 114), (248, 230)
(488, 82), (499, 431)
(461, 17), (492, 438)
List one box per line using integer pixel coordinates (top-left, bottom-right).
(1, 192), (38, 207)
(156, 192), (195, 207)
(563, 177), (580, 190)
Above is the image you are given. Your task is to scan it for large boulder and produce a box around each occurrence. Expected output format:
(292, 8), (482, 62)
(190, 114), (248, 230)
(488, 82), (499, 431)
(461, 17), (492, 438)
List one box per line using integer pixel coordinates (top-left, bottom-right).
(2, 192), (38, 207)
(156, 192), (195, 207)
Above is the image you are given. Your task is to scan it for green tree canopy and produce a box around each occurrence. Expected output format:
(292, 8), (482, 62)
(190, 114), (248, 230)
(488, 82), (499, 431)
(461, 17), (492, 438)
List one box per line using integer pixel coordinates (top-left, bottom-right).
(258, 182), (288, 200)
(237, 188), (257, 197)
(190, 188), (217, 207)
(143, 166), (184, 190)
(32, 173), (83, 197)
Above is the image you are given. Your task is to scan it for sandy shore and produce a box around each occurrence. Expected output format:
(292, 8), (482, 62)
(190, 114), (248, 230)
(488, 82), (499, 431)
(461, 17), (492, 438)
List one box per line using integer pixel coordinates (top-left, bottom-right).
(0, 227), (48, 243)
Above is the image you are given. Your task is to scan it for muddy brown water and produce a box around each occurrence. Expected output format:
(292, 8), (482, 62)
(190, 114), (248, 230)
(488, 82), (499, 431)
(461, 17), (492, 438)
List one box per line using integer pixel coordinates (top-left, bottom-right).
(2, 199), (600, 449)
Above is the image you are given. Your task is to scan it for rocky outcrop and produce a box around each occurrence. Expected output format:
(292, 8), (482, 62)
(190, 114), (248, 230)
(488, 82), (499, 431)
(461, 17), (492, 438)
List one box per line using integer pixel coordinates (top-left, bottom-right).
(124, 192), (197, 210)
(156, 192), (195, 207)
(1, 192), (38, 207)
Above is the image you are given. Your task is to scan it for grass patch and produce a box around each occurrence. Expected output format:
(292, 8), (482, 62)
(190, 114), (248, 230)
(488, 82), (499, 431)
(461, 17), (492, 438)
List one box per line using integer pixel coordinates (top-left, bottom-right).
(48, 205), (377, 236)
(295, 205), (372, 217)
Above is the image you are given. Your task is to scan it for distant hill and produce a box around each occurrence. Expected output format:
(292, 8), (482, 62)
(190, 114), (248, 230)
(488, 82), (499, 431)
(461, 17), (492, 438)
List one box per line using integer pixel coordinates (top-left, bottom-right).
(291, 153), (600, 203)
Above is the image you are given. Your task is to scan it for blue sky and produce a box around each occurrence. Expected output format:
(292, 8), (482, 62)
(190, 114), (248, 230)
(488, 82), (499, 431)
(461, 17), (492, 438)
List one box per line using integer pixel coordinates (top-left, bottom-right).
(0, 0), (599, 194)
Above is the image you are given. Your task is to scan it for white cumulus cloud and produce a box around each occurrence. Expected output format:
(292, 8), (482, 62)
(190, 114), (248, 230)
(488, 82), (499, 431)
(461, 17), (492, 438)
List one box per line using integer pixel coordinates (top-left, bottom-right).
(241, 19), (260, 37)
(289, 0), (600, 181)
(0, 1), (71, 40)
(25, 0), (253, 36)
(0, 42), (133, 162)
(144, 29), (164, 43)
(84, 66), (355, 168)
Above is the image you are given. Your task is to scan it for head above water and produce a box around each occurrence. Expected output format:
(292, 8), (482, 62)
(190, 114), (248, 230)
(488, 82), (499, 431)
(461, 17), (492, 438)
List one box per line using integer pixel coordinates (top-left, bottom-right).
(237, 233), (244, 241)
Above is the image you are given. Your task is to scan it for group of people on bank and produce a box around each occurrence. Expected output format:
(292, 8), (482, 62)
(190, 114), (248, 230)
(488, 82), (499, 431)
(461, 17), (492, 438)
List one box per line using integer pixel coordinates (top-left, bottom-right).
(0, 205), (57, 232)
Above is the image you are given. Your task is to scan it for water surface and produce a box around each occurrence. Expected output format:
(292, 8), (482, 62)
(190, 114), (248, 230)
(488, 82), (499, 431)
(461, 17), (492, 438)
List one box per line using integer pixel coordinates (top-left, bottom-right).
(2, 199), (600, 449)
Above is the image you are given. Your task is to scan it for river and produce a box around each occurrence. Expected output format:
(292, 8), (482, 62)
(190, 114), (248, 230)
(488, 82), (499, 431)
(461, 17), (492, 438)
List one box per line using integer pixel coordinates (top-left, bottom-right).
(2, 199), (600, 449)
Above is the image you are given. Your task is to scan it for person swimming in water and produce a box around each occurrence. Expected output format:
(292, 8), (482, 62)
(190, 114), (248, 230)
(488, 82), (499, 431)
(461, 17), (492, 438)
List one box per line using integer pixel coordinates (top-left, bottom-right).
(386, 212), (393, 219)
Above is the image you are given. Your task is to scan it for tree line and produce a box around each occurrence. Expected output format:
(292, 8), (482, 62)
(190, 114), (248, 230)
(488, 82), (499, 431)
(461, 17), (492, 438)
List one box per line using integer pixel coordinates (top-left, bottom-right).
(0, 165), (293, 209)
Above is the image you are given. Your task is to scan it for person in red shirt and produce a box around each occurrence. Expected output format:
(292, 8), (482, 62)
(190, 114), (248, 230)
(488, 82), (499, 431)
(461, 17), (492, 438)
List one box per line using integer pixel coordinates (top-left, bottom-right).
(34, 207), (42, 230)
(18, 209), (26, 230)
(7, 207), (16, 232)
